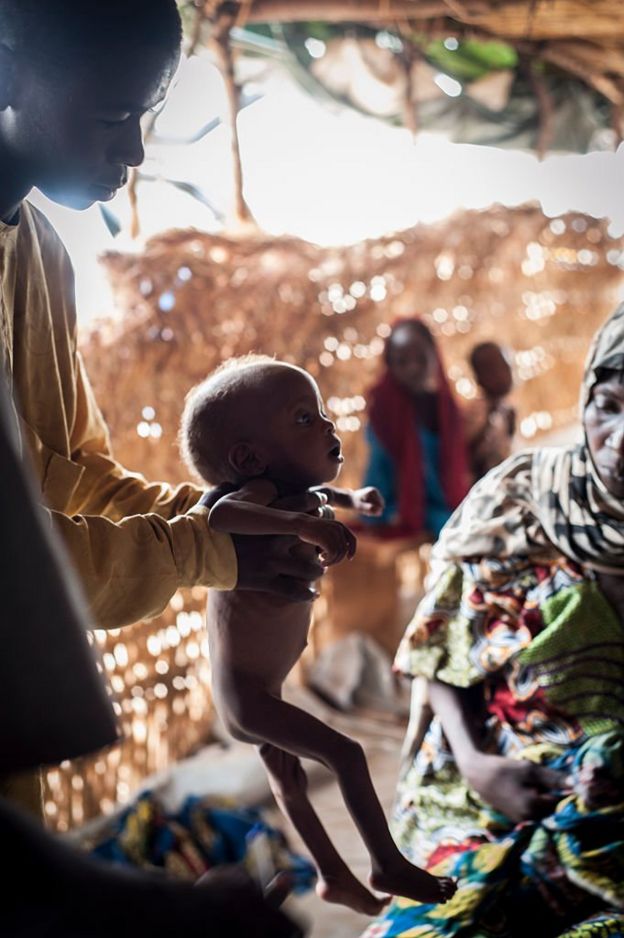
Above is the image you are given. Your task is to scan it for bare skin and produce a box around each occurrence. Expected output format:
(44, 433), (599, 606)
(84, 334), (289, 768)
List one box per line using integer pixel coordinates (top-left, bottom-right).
(427, 680), (569, 823)
(194, 362), (456, 912)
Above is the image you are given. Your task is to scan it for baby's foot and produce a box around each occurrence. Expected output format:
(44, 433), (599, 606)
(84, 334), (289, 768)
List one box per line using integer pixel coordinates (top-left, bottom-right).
(316, 870), (390, 916)
(370, 858), (457, 905)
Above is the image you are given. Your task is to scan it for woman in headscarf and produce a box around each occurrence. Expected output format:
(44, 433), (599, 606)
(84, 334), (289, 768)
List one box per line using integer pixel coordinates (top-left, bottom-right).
(366, 306), (624, 937)
(363, 318), (470, 539)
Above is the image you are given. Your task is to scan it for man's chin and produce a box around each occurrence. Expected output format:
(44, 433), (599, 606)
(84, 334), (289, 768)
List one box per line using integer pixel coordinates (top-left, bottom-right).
(38, 184), (103, 211)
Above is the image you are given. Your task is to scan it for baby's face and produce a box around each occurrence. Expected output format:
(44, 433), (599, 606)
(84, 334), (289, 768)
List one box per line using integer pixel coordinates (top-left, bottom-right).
(260, 366), (343, 488)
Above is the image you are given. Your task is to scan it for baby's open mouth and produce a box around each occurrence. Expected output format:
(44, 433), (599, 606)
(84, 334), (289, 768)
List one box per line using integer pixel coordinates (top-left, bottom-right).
(328, 442), (342, 460)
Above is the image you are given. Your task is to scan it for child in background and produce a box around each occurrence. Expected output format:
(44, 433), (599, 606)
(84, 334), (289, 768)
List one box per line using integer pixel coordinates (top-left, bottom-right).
(363, 318), (469, 539)
(180, 355), (456, 916)
(466, 341), (516, 480)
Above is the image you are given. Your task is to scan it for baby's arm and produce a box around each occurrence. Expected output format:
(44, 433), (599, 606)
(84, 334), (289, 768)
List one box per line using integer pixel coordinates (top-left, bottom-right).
(209, 480), (356, 565)
(313, 485), (384, 517)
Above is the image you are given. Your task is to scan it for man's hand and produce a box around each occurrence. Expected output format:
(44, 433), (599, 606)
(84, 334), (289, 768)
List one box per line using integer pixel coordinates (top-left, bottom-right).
(233, 532), (325, 602)
(195, 866), (303, 937)
(464, 753), (569, 822)
(228, 490), (351, 599)
(351, 486), (384, 517)
(298, 517), (357, 566)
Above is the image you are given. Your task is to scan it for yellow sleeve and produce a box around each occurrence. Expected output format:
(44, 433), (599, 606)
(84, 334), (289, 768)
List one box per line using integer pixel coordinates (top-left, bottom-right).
(60, 347), (238, 627)
(15, 203), (237, 631)
(68, 352), (200, 522)
(44, 505), (237, 629)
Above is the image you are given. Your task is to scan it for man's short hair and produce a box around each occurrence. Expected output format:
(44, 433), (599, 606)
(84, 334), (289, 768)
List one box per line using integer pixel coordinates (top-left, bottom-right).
(0, 0), (181, 65)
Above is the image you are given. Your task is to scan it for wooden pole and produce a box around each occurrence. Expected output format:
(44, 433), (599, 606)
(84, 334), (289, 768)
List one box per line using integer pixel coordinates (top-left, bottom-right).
(205, 1), (450, 25)
(210, 11), (258, 230)
(527, 61), (555, 159)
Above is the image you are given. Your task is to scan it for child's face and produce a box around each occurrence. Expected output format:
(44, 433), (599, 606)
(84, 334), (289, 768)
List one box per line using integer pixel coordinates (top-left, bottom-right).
(7, 43), (177, 210)
(259, 367), (343, 488)
(472, 346), (513, 399)
(386, 325), (437, 395)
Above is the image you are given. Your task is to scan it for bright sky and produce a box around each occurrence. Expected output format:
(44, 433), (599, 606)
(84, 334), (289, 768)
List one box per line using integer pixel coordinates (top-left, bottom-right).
(30, 50), (624, 324)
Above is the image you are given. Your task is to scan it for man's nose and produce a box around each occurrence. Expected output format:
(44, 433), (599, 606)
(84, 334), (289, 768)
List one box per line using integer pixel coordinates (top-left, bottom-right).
(112, 119), (145, 168)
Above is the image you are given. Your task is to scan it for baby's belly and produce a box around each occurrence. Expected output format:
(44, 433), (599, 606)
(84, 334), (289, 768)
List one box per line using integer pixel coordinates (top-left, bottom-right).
(207, 591), (311, 690)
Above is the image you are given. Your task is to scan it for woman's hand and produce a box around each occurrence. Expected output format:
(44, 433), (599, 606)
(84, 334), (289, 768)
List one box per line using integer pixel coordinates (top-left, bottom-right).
(298, 517), (357, 565)
(463, 753), (569, 822)
(351, 486), (385, 516)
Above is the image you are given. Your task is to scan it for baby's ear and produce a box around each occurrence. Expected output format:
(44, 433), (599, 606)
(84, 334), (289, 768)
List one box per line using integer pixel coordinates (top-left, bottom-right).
(228, 442), (266, 478)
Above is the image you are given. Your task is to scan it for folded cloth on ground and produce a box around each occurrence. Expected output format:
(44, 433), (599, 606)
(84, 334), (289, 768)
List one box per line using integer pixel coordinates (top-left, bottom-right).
(90, 790), (315, 893)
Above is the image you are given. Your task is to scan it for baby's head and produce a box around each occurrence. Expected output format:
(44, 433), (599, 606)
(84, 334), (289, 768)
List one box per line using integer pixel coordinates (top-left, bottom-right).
(181, 355), (343, 490)
(469, 341), (513, 400)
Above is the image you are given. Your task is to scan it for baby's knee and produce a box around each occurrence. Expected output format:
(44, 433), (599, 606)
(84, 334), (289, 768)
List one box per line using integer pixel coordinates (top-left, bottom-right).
(218, 708), (258, 744)
(216, 686), (262, 743)
(226, 687), (265, 738)
(333, 736), (366, 772)
(260, 744), (307, 797)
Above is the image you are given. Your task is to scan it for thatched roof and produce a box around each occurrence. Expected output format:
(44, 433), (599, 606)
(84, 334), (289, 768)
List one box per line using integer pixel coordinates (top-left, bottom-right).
(186, 1), (624, 153)
(203, 1), (624, 59)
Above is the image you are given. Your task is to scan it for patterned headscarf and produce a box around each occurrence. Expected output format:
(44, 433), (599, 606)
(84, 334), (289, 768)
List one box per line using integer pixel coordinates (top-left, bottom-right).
(434, 303), (624, 573)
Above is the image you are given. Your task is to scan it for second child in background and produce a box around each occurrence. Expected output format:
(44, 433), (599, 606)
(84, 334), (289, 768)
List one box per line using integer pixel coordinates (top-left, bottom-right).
(180, 355), (456, 917)
(465, 341), (516, 480)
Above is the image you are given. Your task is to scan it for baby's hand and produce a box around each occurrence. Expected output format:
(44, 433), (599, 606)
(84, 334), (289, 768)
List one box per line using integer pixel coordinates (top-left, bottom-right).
(352, 486), (384, 517)
(299, 517), (356, 565)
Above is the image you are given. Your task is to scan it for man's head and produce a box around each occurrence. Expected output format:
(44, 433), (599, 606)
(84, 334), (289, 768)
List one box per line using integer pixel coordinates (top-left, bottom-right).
(0, 0), (181, 210)
(469, 341), (513, 400)
(181, 356), (343, 490)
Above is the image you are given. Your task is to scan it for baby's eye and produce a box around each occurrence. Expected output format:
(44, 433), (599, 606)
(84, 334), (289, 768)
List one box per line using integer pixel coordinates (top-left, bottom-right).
(296, 411), (313, 425)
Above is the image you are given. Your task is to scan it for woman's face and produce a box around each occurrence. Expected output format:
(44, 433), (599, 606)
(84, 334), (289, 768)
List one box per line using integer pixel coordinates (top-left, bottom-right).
(585, 375), (624, 497)
(386, 326), (437, 395)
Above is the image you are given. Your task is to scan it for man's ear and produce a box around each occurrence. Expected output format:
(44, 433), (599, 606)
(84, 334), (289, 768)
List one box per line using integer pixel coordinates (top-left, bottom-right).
(228, 442), (266, 478)
(0, 44), (17, 111)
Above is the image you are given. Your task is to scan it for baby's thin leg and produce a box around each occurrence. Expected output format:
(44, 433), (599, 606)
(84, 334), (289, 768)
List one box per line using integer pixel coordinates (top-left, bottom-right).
(230, 684), (456, 905)
(258, 743), (388, 916)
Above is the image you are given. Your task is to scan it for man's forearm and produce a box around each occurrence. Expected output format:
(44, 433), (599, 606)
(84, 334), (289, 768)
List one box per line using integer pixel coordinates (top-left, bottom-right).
(48, 507), (236, 629)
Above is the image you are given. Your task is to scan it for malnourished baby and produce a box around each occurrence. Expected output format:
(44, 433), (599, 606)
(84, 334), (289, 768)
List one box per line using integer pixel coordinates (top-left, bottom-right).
(180, 355), (456, 915)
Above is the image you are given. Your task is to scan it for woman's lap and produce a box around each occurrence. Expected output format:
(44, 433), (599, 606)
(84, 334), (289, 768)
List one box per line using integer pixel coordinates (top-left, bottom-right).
(364, 733), (624, 938)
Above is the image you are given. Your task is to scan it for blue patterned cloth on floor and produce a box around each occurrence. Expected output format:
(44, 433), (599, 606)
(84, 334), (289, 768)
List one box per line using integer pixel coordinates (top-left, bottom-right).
(91, 790), (315, 893)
